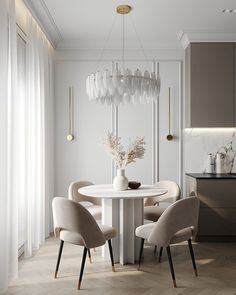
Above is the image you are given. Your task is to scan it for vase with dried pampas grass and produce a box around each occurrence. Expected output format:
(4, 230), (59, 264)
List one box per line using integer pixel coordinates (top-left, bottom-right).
(103, 131), (145, 191)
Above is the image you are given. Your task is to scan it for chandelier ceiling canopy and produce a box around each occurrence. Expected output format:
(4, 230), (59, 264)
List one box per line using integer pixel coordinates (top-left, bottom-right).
(86, 5), (161, 106)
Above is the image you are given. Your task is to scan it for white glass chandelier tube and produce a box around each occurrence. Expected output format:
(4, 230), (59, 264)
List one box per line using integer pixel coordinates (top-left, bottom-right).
(86, 68), (161, 105)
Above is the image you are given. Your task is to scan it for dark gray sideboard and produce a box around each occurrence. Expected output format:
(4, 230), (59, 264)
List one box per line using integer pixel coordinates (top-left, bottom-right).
(186, 173), (236, 242)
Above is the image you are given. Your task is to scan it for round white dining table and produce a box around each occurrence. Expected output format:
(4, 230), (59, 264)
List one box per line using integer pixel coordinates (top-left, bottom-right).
(79, 184), (167, 265)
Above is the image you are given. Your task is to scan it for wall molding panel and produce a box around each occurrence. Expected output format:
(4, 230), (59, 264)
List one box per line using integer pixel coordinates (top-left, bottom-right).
(54, 58), (183, 198)
(107, 60), (182, 187)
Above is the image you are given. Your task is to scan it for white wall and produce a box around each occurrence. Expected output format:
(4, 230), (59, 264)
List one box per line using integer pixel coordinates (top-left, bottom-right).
(159, 61), (182, 185)
(117, 61), (154, 184)
(54, 61), (112, 197)
(54, 49), (183, 203)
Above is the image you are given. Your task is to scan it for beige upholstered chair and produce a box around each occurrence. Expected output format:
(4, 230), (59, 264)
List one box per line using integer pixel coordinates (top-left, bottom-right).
(52, 197), (116, 290)
(144, 180), (181, 222)
(68, 181), (102, 220)
(136, 196), (200, 288)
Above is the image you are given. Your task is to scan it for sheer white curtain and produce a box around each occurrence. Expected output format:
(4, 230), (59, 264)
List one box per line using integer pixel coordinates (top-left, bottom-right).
(0, 0), (54, 291)
(24, 12), (54, 257)
(0, 0), (18, 292)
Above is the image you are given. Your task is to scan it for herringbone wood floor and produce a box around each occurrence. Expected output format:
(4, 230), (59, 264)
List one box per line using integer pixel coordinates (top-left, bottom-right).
(5, 237), (236, 295)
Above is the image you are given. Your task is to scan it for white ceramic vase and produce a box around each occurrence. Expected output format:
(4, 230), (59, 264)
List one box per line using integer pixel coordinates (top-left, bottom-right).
(215, 153), (224, 173)
(113, 169), (128, 191)
(206, 153), (214, 173)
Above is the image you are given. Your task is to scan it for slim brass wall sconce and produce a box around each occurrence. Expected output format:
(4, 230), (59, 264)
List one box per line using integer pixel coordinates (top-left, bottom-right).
(166, 87), (173, 141)
(67, 86), (75, 141)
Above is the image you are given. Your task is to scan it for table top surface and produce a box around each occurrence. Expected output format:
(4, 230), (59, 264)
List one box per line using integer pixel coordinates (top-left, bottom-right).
(79, 184), (168, 199)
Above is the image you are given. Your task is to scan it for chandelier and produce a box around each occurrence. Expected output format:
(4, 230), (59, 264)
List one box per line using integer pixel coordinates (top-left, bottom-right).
(86, 5), (161, 106)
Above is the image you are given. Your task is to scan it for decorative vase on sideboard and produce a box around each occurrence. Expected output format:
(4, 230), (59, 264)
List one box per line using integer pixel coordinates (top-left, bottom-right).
(113, 169), (128, 191)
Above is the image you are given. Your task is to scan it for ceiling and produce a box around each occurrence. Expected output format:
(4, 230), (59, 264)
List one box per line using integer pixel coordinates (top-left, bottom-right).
(24, 0), (236, 49)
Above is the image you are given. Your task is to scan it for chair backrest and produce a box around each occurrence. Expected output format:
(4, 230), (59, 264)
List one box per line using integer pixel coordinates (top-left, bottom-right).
(68, 180), (101, 206)
(52, 197), (105, 248)
(148, 196), (200, 247)
(144, 180), (181, 206)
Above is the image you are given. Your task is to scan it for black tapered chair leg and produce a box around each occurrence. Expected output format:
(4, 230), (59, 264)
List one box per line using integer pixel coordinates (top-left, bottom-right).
(54, 240), (64, 278)
(78, 247), (87, 290)
(138, 238), (145, 270)
(166, 246), (177, 288)
(159, 246), (163, 263)
(108, 239), (115, 272)
(188, 239), (198, 277)
(88, 248), (92, 264)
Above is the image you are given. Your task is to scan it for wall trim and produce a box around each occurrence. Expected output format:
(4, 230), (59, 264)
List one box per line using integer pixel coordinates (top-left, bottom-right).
(23, 0), (62, 47)
(178, 30), (236, 49)
(54, 48), (184, 62)
(178, 31), (190, 50)
(57, 39), (183, 51)
(178, 61), (184, 191)
(110, 62), (118, 182)
(151, 62), (159, 184)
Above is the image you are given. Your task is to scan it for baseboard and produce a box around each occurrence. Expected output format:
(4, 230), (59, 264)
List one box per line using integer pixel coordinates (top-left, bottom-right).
(18, 243), (24, 258)
(195, 235), (236, 242)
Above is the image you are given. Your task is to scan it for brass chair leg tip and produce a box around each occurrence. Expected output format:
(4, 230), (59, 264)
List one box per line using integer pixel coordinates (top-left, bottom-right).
(137, 266), (141, 271)
(89, 257), (92, 264)
(77, 282), (81, 290)
(54, 271), (58, 279)
(194, 269), (198, 277)
(112, 265), (115, 272)
(173, 280), (177, 288)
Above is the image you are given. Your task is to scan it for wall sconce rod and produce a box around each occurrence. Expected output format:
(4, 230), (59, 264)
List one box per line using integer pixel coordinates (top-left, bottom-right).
(167, 87), (173, 141)
(67, 86), (74, 141)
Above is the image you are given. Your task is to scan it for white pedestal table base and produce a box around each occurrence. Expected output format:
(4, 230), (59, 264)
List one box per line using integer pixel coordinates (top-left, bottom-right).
(102, 198), (143, 265)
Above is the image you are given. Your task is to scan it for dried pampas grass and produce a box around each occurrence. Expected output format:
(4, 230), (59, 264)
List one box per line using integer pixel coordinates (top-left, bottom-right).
(103, 131), (145, 169)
